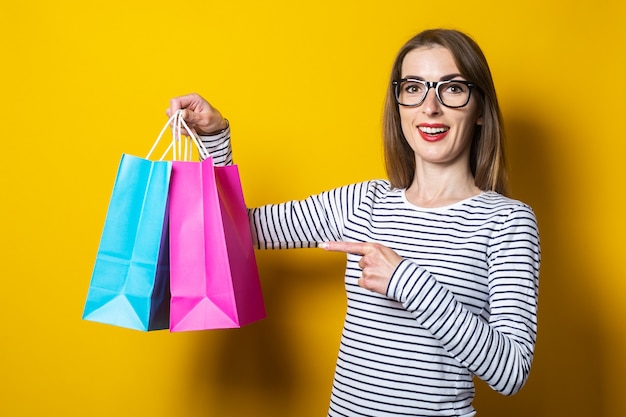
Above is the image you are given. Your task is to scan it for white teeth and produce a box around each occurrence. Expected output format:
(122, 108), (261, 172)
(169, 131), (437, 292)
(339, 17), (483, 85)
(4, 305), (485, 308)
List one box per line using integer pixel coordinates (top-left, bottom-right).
(419, 126), (448, 134)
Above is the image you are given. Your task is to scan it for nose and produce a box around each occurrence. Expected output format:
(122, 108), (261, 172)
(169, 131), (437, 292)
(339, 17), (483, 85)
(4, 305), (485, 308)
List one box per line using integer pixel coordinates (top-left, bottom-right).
(421, 87), (442, 116)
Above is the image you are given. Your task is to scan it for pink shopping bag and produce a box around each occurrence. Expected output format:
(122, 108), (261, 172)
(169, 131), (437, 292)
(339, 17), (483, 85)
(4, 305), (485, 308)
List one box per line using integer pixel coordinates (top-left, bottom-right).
(168, 156), (266, 332)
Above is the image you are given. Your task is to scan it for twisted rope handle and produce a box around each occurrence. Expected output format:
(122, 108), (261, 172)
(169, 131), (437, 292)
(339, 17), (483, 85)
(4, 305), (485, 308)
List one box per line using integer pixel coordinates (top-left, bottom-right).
(144, 110), (211, 161)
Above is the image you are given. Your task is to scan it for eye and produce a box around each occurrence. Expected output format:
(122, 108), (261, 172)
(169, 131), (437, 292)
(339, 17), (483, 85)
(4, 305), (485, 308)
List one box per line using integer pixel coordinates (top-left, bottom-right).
(443, 81), (468, 94)
(403, 81), (424, 95)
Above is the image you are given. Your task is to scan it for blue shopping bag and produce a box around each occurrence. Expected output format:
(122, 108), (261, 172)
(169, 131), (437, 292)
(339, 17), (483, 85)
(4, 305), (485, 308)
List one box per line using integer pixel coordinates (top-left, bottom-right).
(83, 117), (176, 331)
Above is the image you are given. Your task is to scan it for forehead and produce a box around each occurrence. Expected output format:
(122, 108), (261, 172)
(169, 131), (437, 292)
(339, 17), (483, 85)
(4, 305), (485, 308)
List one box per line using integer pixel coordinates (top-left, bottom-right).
(401, 46), (460, 78)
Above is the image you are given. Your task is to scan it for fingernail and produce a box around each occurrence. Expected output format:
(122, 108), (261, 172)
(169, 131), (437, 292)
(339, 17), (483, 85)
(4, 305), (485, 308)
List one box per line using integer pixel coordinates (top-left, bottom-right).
(318, 242), (329, 250)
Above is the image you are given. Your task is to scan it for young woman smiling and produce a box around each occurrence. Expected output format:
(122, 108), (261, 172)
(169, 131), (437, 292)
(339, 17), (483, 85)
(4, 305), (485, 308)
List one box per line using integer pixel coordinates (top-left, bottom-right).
(168, 29), (540, 417)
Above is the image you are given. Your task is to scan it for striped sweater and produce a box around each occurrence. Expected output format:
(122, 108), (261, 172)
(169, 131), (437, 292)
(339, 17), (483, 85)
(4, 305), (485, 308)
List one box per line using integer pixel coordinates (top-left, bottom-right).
(201, 130), (541, 417)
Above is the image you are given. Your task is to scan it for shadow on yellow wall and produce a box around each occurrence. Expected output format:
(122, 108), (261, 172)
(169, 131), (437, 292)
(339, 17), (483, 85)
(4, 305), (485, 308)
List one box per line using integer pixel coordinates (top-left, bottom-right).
(473, 107), (609, 416)
(181, 255), (343, 416)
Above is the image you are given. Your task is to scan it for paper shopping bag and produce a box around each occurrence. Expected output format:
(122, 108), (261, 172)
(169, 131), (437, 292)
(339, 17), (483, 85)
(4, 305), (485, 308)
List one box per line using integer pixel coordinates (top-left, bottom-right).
(168, 157), (266, 332)
(83, 155), (172, 331)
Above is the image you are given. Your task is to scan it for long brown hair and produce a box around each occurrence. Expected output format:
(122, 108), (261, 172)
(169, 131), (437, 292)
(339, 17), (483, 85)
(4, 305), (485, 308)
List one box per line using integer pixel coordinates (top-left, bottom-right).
(383, 29), (509, 195)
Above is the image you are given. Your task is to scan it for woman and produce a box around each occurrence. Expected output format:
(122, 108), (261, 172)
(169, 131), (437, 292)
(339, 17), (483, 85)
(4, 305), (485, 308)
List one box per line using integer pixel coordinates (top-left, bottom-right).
(168, 29), (540, 417)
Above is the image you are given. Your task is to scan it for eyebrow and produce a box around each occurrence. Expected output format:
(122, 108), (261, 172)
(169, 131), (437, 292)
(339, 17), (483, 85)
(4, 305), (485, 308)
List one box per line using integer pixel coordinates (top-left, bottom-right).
(401, 73), (466, 81)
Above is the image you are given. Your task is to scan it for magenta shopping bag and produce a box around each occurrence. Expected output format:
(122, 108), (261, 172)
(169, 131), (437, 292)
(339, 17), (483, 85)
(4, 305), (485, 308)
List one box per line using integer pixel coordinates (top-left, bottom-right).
(168, 157), (266, 332)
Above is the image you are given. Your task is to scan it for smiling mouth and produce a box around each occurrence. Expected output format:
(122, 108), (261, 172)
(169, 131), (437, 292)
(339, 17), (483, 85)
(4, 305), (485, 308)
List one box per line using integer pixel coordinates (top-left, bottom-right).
(418, 126), (449, 135)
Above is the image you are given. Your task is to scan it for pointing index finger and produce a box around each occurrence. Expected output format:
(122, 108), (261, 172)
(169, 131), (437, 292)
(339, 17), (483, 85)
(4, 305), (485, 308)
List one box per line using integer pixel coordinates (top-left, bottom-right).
(319, 241), (369, 255)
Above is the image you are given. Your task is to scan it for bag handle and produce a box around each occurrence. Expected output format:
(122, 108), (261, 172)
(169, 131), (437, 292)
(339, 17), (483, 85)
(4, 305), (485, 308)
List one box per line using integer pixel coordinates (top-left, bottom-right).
(172, 113), (211, 161)
(145, 110), (210, 161)
(146, 112), (176, 160)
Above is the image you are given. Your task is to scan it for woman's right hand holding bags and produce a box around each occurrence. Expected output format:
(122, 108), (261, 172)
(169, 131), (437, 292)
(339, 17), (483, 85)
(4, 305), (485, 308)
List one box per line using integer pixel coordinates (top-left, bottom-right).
(167, 93), (228, 136)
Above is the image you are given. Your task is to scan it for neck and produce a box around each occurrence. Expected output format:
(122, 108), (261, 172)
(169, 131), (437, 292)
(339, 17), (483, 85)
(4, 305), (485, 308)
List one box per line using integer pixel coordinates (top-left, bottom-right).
(405, 164), (480, 208)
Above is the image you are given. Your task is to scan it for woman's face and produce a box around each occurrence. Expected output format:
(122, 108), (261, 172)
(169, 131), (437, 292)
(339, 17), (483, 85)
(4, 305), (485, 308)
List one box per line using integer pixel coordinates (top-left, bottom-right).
(399, 46), (482, 171)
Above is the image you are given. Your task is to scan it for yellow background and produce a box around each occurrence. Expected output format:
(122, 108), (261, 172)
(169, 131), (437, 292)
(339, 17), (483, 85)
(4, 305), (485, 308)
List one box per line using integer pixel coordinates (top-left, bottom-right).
(1, 0), (625, 416)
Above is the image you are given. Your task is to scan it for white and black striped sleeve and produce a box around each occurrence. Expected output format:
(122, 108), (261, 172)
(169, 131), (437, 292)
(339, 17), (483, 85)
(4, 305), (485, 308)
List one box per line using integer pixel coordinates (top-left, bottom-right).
(248, 182), (372, 249)
(199, 125), (233, 166)
(386, 205), (540, 396)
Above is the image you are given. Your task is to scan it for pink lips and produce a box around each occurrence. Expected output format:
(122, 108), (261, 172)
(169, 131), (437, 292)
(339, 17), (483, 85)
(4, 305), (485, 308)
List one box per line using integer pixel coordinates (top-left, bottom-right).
(418, 123), (449, 142)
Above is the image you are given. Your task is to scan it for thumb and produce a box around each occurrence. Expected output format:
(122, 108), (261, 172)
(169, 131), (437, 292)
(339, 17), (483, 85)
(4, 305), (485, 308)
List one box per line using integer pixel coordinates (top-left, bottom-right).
(180, 108), (200, 124)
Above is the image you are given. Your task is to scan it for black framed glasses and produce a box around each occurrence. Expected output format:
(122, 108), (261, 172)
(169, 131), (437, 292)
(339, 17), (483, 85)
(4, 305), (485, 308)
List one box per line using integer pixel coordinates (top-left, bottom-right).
(393, 79), (476, 108)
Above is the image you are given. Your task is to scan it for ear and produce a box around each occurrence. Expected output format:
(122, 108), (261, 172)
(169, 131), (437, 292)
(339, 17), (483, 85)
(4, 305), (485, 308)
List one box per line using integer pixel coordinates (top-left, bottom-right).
(476, 113), (484, 126)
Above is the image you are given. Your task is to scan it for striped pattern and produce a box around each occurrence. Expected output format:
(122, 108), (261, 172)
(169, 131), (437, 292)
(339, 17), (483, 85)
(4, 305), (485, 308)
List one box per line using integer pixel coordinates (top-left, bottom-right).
(199, 127), (233, 166)
(201, 135), (540, 417)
